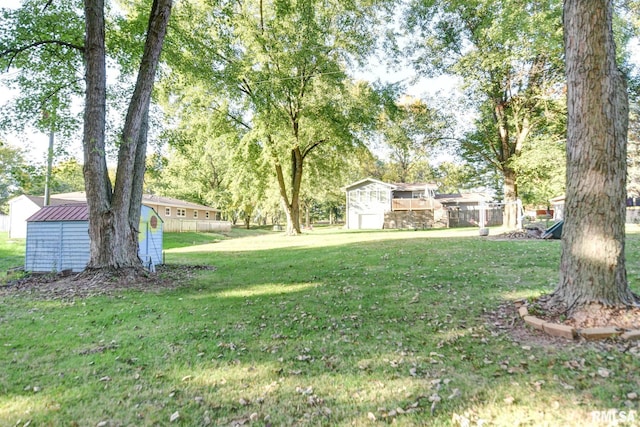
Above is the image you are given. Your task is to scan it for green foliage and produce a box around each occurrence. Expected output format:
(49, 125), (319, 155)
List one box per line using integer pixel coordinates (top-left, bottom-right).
(161, 0), (391, 232)
(49, 158), (86, 193)
(433, 161), (482, 193)
(405, 0), (566, 207)
(0, 0), (84, 135)
(512, 136), (566, 206)
(0, 143), (42, 212)
(378, 96), (447, 183)
(628, 99), (640, 197)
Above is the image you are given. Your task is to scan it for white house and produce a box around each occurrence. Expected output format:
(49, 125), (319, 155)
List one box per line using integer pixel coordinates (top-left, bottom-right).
(8, 195), (78, 238)
(343, 178), (495, 230)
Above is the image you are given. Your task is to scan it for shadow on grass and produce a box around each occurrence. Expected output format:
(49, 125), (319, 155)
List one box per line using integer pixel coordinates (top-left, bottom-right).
(2, 232), (639, 425)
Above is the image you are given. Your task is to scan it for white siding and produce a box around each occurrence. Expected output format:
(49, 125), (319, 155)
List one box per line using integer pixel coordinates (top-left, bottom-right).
(345, 181), (393, 229)
(25, 221), (90, 272)
(25, 206), (164, 273)
(9, 196), (40, 239)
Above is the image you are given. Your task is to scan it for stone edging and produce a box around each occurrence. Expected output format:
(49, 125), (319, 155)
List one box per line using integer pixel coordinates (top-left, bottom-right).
(516, 303), (640, 341)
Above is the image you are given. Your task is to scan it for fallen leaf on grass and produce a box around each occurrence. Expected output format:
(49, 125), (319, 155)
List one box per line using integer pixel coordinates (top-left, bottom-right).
(296, 386), (314, 395)
(597, 367), (612, 378)
(448, 389), (461, 399)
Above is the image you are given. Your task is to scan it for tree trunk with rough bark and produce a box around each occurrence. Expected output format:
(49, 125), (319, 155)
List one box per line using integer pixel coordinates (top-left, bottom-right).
(83, 0), (172, 270)
(502, 167), (518, 230)
(551, 0), (637, 312)
(275, 146), (303, 235)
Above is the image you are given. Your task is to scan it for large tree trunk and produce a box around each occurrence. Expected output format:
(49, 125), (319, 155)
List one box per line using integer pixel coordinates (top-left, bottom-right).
(502, 167), (518, 229)
(551, 0), (637, 312)
(274, 147), (303, 235)
(83, 0), (172, 270)
(83, 0), (115, 268)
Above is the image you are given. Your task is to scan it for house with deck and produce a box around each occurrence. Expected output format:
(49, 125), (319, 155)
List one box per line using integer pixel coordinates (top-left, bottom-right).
(343, 178), (498, 230)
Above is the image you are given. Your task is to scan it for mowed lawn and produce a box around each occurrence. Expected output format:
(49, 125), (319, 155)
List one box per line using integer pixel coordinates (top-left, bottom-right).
(1, 227), (640, 426)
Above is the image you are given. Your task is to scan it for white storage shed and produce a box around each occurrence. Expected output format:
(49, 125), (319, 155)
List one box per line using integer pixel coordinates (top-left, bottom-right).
(25, 204), (163, 273)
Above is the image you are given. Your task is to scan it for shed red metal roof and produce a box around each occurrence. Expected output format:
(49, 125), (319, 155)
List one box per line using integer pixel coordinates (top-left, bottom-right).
(26, 203), (89, 222)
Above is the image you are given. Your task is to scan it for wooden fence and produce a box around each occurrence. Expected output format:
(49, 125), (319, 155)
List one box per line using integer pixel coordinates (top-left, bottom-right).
(163, 219), (232, 233)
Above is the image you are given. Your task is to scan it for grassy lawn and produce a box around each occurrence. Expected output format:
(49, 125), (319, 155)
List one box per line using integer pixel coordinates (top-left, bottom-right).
(1, 226), (640, 426)
(0, 232), (25, 273)
(163, 227), (273, 250)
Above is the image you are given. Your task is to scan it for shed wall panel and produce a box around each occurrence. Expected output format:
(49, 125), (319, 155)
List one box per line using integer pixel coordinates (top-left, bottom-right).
(25, 206), (164, 273)
(25, 222), (90, 272)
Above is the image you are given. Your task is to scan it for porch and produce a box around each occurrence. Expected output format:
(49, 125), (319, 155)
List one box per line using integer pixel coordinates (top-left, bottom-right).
(391, 198), (439, 211)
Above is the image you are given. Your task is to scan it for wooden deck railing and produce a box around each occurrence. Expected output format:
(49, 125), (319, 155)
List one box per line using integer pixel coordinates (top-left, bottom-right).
(391, 198), (434, 211)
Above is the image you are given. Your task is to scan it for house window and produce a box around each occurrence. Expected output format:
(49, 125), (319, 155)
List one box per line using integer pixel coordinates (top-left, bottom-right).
(205, 211), (210, 219)
(177, 208), (186, 217)
(193, 210), (198, 219)
(165, 207), (171, 216)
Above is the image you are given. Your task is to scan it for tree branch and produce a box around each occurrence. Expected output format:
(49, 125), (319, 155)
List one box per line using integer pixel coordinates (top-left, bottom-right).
(1, 39), (84, 58)
(301, 139), (326, 159)
(1, 40), (84, 70)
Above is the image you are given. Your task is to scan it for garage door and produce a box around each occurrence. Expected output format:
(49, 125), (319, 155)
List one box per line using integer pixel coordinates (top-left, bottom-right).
(359, 213), (383, 229)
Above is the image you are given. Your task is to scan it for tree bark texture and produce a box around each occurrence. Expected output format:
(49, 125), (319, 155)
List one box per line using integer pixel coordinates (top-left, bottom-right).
(83, 0), (172, 269)
(83, 0), (115, 268)
(554, 0), (636, 311)
(502, 167), (518, 230)
(274, 147), (303, 235)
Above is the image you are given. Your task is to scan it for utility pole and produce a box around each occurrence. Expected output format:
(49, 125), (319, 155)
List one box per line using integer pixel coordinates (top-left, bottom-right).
(44, 128), (54, 206)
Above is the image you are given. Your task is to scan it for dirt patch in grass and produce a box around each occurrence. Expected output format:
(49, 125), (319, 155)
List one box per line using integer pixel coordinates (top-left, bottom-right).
(486, 301), (573, 348)
(528, 294), (640, 330)
(0, 264), (215, 300)
(487, 300), (640, 354)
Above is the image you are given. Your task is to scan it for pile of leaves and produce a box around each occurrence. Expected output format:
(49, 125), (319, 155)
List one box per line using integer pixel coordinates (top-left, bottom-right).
(492, 226), (546, 240)
(0, 264), (215, 300)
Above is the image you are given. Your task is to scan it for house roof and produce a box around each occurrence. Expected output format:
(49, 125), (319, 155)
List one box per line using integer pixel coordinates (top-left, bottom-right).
(435, 193), (491, 204)
(26, 203), (89, 222)
(342, 178), (438, 192)
(549, 195), (565, 203)
(26, 202), (163, 223)
(141, 194), (219, 211)
(392, 182), (438, 191)
(341, 177), (396, 191)
(10, 194), (81, 208)
(51, 192), (220, 212)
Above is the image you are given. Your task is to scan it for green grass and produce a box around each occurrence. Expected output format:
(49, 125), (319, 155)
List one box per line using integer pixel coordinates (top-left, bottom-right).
(1, 226), (640, 426)
(163, 227), (275, 250)
(0, 232), (25, 274)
